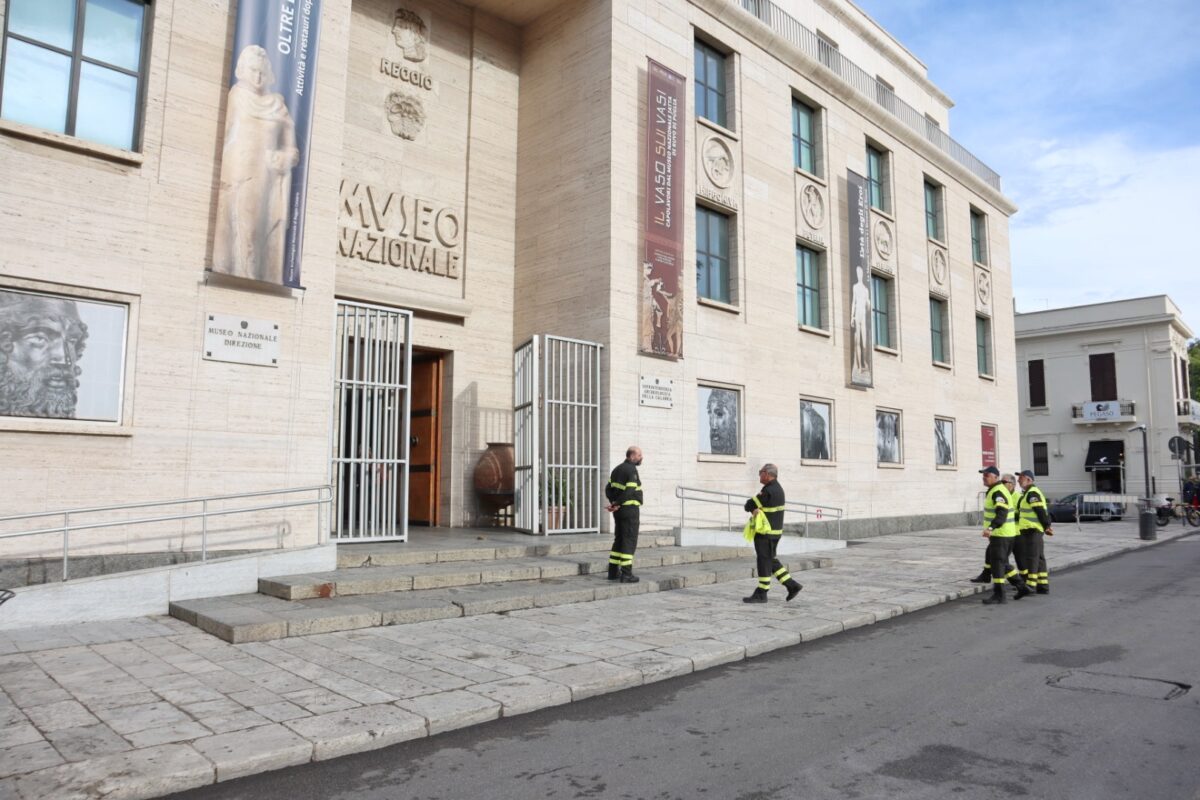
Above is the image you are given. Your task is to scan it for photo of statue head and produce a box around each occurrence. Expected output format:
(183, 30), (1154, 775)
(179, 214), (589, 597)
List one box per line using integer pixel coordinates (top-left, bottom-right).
(876, 410), (901, 464)
(385, 91), (426, 140)
(392, 8), (428, 62)
(698, 387), (739, 455)
(935, 418), (955, 466)
(212, 44), (300, 285)
(800, 400), (831, 461)
(0, 292), (87, 419)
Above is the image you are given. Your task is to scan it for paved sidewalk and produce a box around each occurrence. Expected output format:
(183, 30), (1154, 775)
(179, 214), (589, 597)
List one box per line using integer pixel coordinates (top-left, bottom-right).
(0, 522), (1191, 800)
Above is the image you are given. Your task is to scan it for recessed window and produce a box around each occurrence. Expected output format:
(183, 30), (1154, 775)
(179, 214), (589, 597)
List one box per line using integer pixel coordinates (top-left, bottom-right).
(1028, 359), (1046, 407)
(1033, 442), (1050, 476)
(924, 179), (944, 241)
(816, 31), (838, 70)
(970, 208), (989, 265)
(694, 39), (727, 128)
(976, 316), (992, 376)
(0, 0), (150, 151)
(792, 98), (818, 175)
(796, 244), (823, 329)
(930, 296), (949, 364)
(871, 274), (892, 348)
(866, 144), (890, 213)
(934, 417), (955, 467)
(696, 205), (731, 304)
(1089, 353), (1117, 401)
(875, 76), (895, 115)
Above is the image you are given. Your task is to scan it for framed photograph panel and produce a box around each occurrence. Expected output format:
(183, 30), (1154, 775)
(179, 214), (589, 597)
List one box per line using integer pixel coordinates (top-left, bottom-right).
(935, 416), (956, 467)
(800, 398), (833, 461)
(698, 384), (741, 456)
(876, 408), (902, 465)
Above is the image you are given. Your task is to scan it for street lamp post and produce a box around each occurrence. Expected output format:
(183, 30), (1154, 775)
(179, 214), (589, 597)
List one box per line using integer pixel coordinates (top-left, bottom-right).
(1130, 424), (1155, 540)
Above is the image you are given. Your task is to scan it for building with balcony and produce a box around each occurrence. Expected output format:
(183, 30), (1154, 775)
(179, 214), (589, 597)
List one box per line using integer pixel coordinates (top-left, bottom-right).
(0, 0), (1018, 566)
(1015, 296), (1196, 499)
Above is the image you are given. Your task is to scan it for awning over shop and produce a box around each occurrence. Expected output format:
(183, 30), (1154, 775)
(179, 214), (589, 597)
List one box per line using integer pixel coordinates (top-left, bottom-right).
(1085, 440), (1125, 472)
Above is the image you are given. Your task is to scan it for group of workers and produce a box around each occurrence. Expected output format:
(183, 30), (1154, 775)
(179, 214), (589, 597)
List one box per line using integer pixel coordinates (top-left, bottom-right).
(604, 447), (1053, 606)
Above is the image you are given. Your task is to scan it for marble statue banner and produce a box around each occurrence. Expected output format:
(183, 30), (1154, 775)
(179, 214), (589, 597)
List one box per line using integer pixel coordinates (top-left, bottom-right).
(639, 59), (686, 360)
(210, 0), (324, 288)
(847, 169), (873, 388)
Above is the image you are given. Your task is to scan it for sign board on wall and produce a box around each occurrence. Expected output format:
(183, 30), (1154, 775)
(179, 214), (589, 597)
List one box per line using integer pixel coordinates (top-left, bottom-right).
(639, 375), (674, 409)
(980, 424), (997, 467)
(203, 314), (281, 367)
(1081, 401), (1119, 421)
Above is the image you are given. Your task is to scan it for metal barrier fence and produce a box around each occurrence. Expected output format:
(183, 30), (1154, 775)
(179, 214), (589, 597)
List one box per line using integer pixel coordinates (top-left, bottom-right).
(675, 485), (843, 539)
(0, 485), (332, 581)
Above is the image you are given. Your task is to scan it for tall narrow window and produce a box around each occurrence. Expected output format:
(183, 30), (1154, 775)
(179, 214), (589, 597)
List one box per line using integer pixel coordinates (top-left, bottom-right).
(796, 245), (822, 329)
(1028, 359), (1046, 407)
(816, 31), (838, 70)
(970, 208), (988, 265)
(871, 275), (891, 348)
(866, 145), (889, 212)
(694, 40), (727, 128)
(930, 297), (948, 363)
(0, 0), (150, 151)
(792, 98), (816, 174)
(1033, 442), (1049, 476)
(1089, 353), (1117, 401)
(875, 76), (895, 114)
(924, 180), (943, 241)
(976, 316), (992, 376)
(696, 205), (731, 304)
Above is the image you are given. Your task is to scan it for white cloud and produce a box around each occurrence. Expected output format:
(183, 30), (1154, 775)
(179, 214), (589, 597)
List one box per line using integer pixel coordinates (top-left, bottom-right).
(1011, 140), (1200, 335)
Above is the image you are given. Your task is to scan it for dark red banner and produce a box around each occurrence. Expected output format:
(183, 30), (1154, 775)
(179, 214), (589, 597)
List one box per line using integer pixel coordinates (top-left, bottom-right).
(981, 424), (997, 467)
(640, 59), (686, 359)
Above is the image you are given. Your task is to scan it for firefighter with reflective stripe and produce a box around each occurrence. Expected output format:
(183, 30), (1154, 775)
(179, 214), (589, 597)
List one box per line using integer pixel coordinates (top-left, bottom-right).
(1016, 469), (1052, 594)
(742, 463), (803, 604)
(978, 466), (1031, 604)
(604, 446), (644, 583)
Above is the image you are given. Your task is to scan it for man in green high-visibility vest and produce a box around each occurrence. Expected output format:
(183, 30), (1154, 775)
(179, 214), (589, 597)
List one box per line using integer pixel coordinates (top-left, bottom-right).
(742, 463), (803, 604)
(979, 465), (1031, 604)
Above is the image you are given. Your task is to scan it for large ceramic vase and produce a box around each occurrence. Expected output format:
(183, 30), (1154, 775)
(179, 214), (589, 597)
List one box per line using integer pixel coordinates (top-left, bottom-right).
(473, 442), (515, 519)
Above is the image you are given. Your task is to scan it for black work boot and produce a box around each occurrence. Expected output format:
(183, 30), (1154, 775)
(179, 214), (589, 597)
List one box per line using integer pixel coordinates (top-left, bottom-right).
(743, 587), (768, 604)
(1036, 585), (1049, 595)
(981, 585), (1006, 605)
(969, 568), (991, 584)
(607, 564), (620, 581)
(619, 566), (639, 583)
(784, 579), (803, 601)
(1013, 581), (1033, 600)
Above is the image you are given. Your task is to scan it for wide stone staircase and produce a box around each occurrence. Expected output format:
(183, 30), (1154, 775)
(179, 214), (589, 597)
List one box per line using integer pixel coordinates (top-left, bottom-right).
(169, 532), (832, 643)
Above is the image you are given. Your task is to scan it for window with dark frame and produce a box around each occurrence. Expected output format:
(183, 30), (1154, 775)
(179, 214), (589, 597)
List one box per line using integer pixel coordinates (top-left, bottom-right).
(871, 274), (891, 348)
(970, 208), (988, 265)
(930, 296), (948, 363)
(924, 180), (943, 241)
(976, 316), (992, 376)
(796, 244), (822, 329)
(1089, 352), (1117, 401)
(866, 144), (888, 212)
(1033, 442), (1049, 476)
(1028, 359), (1046, 407)
(696, 204), (731, 304)
(694, 39), (727, 128)
(792, 98), (817, 174)
(0, 0), (151, 151)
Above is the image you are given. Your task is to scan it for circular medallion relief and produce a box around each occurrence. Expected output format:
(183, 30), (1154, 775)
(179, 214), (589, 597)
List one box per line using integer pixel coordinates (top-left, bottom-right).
(702, 136), (735, 189)
(385, 91), (426, 140)
(799, 184), (825, 229)
(874, 220), (893, 260)
(977, 271), (992, 306)
(931, 248), (948, 285)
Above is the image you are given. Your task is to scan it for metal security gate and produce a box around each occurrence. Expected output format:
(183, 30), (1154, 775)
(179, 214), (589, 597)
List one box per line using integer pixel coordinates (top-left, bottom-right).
(513, 335), (603, 534)
(330, 301), (412, 541)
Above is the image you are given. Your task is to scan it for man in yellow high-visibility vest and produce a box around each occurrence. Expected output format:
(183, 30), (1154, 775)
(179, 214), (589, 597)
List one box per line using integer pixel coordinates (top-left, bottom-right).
(1016, 469), (1053, 594)
(979, 466), (1031, 604)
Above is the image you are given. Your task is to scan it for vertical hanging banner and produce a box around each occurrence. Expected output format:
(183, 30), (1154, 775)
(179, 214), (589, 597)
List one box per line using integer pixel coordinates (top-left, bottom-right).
(210, 0), (323, 288)
(847, 169), (873, 388)
(981, 424), (997, 467)
(639, 59), (686, 359)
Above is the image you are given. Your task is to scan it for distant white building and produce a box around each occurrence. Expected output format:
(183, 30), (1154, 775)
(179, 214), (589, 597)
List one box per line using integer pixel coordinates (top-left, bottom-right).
(1015, 296), (1197, 501)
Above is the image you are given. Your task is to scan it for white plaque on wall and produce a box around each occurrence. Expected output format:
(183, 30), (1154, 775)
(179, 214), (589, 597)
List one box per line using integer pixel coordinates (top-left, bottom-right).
(639, 375), (674, 409)
(203, 313), (281, 368)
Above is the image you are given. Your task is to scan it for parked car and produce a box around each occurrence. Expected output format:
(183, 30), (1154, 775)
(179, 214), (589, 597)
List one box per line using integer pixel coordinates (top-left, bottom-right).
(1047, 493), (1125, 523)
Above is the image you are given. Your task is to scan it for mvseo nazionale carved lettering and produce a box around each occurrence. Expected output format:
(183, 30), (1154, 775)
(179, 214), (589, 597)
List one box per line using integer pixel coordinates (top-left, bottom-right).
(337, 181), (462, 279)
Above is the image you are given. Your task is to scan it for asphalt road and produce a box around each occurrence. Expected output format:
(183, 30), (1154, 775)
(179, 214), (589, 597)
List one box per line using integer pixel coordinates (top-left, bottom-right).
(169, 535), (1200, 800)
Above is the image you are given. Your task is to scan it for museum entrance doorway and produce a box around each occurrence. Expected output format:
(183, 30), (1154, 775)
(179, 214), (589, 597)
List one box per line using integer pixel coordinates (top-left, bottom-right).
(408, 350), (445, 526)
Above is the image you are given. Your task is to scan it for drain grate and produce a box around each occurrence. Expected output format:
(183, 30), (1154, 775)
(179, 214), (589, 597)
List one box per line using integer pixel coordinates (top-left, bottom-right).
(1047, 670), (1190, 700)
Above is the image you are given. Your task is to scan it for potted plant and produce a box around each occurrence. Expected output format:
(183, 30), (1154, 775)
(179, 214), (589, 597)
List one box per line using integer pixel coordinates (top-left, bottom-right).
(542, 473), (572, 531)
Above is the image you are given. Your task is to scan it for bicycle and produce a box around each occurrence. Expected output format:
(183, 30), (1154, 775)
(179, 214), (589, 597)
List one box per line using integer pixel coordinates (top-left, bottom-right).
(1154, 497), (1200, 528)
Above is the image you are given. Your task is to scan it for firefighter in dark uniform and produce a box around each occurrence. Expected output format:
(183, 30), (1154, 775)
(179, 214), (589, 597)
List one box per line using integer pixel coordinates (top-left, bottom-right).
(977, 466), (1031, 604)
(742, 463), (803, 603)
(605, 446), (643, 583)
(1016, 469), (1052, 594)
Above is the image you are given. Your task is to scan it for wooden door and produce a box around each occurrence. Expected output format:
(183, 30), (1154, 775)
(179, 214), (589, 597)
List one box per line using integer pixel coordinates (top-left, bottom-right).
(408, 355), (442, 525)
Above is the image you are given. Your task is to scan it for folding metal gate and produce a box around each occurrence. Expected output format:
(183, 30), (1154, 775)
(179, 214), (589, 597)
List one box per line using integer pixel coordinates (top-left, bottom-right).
(330, 301), (412, 541)
(513, 335), (603, 535)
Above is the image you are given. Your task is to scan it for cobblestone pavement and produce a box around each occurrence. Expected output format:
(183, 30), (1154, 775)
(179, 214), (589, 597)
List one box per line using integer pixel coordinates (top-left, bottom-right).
(0, 522), (1189, 800)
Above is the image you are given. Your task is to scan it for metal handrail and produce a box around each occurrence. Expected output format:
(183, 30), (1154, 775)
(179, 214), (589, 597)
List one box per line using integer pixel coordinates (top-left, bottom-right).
(675, 485), (844, 539)
(734, 0), (1002, 191)
(0, 485), (332, 582)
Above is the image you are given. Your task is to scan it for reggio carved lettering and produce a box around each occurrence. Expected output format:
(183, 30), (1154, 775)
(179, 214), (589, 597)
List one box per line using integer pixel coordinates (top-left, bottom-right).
(380, 58), (434, 90)
(337, 181), (462, 279)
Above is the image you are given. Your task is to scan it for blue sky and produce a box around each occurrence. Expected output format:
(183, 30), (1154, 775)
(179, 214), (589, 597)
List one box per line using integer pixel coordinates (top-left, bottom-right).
(854, 0), (1200, 334)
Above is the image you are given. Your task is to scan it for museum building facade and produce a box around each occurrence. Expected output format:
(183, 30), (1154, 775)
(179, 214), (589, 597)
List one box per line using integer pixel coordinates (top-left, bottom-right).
(0, 0), (1018, 559)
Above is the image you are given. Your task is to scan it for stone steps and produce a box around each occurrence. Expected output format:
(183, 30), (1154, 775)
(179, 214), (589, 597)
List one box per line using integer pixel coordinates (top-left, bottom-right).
(170, 545), (832, 644)
(333, 534), (678, 568)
